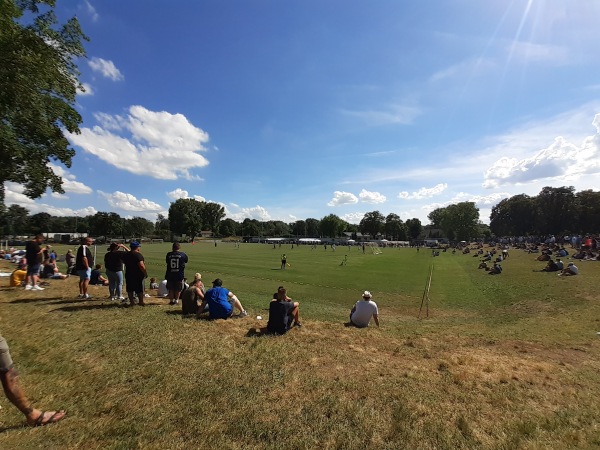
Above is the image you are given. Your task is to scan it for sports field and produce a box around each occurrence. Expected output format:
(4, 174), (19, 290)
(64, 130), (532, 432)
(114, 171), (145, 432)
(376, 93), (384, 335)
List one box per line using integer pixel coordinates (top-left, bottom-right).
(1, 241), (599, 449)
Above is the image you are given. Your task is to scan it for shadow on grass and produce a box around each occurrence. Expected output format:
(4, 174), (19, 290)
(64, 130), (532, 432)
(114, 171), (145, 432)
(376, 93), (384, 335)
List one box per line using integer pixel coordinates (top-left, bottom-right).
(50, 303), (124, 312)
(0, 423), (27, 433)
(10, 296), (66, 304)
(245, 327), (271, 337)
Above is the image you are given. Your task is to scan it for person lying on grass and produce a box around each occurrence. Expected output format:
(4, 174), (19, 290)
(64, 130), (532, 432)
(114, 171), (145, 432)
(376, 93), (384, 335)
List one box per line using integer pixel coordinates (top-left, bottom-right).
(349, 291), (379, 328)
(0, 333), (66, 427)
(196, 278), (248, 319)
(267, 286), (301, 334)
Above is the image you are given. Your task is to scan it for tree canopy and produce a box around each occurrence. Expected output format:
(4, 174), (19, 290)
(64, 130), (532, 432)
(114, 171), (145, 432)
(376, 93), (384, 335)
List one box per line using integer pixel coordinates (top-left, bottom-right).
(0, 0), (88, 208)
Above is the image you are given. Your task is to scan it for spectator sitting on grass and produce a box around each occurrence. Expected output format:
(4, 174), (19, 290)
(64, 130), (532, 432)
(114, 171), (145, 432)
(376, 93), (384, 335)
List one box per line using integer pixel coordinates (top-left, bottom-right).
(538, 259), (559, 272)
(267, 286), (301, 334)
(478, 261), (489, 270)
(157, 279), (168, 297)
(181, 278), (205, 315)
(196, 278), (248, 320)
(349, 291), (379, 328)
(10, 262), (27, 287)
(65, 249), (75, 275)
(149, 277), (159, 290)
(488, 262), (502, 275)
(556, 259), (564, 270)
(41, 257), (68, 280)
(90, 264), (109, 286)
(558, 262), (579, 277)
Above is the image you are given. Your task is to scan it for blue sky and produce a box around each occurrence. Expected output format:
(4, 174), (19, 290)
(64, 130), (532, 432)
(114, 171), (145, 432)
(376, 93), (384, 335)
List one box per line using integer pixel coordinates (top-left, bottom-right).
(7, 0), (600, 225)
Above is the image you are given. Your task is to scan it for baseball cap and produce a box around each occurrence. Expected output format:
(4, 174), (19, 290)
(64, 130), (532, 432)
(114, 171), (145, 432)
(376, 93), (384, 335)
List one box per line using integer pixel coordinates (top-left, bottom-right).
(130, 241), (141, 249)
(362, 290), (372, 298)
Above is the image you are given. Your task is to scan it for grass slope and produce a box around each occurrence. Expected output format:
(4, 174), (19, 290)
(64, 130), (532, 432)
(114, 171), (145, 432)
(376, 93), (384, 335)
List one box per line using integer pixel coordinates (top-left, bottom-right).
(0, 242), (599, 449)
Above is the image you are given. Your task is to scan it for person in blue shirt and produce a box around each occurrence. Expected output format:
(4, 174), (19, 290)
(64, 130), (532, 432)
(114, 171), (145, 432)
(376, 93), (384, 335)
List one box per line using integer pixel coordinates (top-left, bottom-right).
(196, 278), (248, 319)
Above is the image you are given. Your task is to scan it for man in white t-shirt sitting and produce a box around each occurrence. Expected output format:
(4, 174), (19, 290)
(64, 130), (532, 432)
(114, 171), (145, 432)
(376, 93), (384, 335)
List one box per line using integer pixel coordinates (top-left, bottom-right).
(558, 262), (579, 277)
(349, 291), (379, 328)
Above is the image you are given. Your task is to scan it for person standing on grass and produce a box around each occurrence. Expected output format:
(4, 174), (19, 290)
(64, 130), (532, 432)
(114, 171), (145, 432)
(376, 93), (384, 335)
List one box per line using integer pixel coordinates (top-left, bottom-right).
(267, 286), (301, 334)
(122, 241), (148, 306)
(349, 291), (379, 328)
(0, 333), (66, 426)
(24, 234), (45, 291)
(196, 278), (248, 319)
(104, 243), (128, 301)
(165, 242), (188, 306)
(75, 236), (94, 299)
(281, 254), (287, 270)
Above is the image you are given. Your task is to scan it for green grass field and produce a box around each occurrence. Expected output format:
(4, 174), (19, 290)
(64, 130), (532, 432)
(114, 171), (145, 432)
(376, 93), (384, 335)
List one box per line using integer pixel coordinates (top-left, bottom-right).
(1, 241), (599, 449)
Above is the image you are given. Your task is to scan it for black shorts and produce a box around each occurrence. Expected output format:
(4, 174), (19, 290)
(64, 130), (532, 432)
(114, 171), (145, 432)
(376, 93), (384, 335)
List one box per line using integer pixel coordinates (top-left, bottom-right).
(125, 277), (145, 294)
(166, 279), (184, 292)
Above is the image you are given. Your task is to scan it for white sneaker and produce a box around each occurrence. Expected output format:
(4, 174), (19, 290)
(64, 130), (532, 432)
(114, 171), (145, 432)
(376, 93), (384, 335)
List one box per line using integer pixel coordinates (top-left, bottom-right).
(32, 285), (45, 291)
(78, 294), (84, 298)
(25, 284), (32, 290)
(83, 294), (92, 299)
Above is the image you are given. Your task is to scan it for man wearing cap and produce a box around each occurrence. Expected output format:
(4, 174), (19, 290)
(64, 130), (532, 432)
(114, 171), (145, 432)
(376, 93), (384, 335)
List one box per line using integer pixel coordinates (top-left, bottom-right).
(165, 242), (188, 305)
(197, 278), (248, 319)
(558, 262), (579, 277)
(349, 291), (379, 328)
(122, 241), (148, 306)
(267, 286), (301, 334)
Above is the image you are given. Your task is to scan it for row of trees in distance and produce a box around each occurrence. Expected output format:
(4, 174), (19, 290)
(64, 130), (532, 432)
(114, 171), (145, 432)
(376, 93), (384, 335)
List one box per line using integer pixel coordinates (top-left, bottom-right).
(2, 186), (597, 243)
(1, 198), (426, 242)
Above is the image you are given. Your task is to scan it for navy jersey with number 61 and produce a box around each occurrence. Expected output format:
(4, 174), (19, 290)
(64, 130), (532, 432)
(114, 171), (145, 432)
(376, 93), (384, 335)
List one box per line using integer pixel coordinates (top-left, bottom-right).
(165, 251), (188, 280)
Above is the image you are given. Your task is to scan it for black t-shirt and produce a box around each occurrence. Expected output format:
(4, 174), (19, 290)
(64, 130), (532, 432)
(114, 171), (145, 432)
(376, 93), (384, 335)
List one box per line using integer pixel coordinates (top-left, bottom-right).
(75, 245), (94, 270)
(104, 251), (124, 272)
(267, 300), (295, 334)
(122, 251), (145, 279)
(25, 240), (41, 264)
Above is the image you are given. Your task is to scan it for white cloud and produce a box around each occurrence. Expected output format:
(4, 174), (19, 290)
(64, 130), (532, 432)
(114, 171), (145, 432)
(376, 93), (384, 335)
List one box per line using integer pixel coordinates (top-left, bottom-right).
(399, 183), (448, 200)
(77, 82), (94, 96)
(358, 189), (386, 204)
(80, 0), (99, 22)
(449, 192), (510, 208)
(4, 184), (97, 216)
(339, 104), (421, 126)
(328, 191), (359, 207)
(98, 190), (163, 212)
(226, 205), (272, 221)
(429, 57), (496, 83)
(483, 114), (600, 188)
(48, 163), (93, 194)
(88, 57), (124, 81)
(341, 212), (365, 225)
(166, 188), (206, 202)
(509, 41), (569, 65)
(67, 105), (210, 180)
(167, 188), (189, 200)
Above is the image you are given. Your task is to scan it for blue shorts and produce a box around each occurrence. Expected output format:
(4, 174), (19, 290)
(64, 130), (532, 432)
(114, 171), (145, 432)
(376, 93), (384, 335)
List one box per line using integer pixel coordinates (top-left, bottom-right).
(77, 268), (92, 281)
(27, 263), (41, 276)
